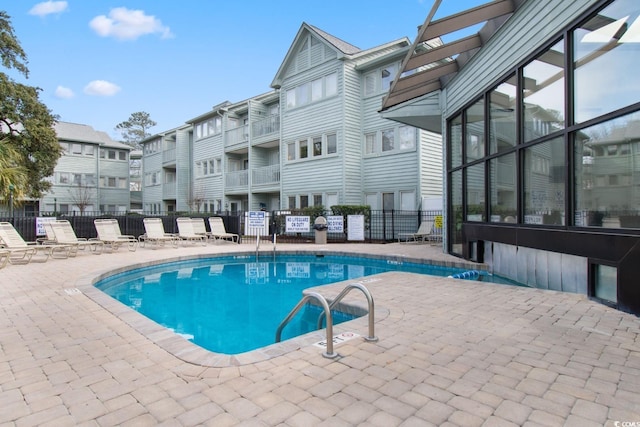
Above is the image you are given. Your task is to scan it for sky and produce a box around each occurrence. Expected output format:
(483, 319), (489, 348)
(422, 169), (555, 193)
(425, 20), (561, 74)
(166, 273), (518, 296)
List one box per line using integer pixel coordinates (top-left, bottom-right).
(3, 0), (486, 141)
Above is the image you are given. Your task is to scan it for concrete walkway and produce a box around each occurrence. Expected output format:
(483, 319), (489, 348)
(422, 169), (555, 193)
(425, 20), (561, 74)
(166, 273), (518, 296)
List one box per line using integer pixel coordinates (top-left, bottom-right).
(0, 242), (638, 426)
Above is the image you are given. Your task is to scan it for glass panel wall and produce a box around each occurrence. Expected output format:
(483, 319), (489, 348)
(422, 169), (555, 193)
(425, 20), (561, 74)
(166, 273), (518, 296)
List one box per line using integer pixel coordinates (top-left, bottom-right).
(523, 137), (565, 225)
(450, 170), (463, 255)
(574, 0), (640, 124)
(450, 114), (463, 168)
(574, 110), (640, 228)
(489, 76), (517, 154)
(523, 39), (565, 142)
(465, 99), (485, 162)
(489, 152), (517, 222)
(466, 163), (485, 221)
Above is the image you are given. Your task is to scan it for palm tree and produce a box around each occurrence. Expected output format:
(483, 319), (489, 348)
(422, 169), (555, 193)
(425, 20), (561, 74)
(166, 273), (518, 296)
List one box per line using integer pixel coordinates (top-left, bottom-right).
(0, 137), (28, 205)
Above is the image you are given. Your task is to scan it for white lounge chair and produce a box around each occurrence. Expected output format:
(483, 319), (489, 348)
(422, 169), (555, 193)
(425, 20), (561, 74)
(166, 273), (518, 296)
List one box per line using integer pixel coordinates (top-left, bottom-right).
(140, 218), (179, 248)
(94, 219), (138, 251)
(0, 249), (9, 269)
(50, 220), (104, 255)
(176, 218), (207, 246)
(190, 218), (213, 243)
(0, 221), (71, 263)
(208, 217), (240, 243)
(398, 220), (433, 243)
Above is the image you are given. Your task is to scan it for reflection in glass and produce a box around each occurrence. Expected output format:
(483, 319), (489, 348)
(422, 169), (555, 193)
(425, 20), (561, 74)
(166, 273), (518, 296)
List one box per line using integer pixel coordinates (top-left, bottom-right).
(466, 163), (485, 221)
(489, 153), (517, 223)
(465, 99), (485, 161)
(574, 0), (640, 123)
(524, 137), (565, 225)
(450, 114), (463, 168)
(450, 170), (463, 255)
(489, 76), (517, 154)
(595, 264), (617, 303)
(574, 111), (640, 228)
(523, 39), (565, 142)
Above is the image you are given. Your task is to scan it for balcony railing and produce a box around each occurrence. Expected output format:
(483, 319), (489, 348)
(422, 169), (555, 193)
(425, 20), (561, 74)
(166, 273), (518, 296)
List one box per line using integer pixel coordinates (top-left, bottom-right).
(163, 148), (176, 164)
(163, 183), (176, 199)
(225, 170), (248, 188)
(252, 115), (280, 138)
(225, 125), (248, 147)
(252, 164), (280, 186)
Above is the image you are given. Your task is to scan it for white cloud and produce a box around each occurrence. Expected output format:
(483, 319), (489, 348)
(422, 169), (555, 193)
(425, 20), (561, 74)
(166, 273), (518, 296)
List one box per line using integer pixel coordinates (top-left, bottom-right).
(28, 1), (68, 17)
(54, 85), (74, 99)
(89, 7), (174, 41)
(83, 80), (121, 96)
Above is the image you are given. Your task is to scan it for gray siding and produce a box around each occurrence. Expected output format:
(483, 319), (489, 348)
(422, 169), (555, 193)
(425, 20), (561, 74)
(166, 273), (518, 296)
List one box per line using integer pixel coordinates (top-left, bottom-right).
(175, 128), (192, 211)
(445, 0), (598, 116)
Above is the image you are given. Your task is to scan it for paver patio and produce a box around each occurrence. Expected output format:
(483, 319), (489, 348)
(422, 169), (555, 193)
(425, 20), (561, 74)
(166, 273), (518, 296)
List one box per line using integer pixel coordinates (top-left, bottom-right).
(0, 242), (638, 426)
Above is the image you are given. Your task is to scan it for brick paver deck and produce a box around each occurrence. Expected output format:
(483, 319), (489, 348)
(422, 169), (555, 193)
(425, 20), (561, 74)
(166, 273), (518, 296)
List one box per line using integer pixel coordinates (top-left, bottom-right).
(0, 242), (638, 426)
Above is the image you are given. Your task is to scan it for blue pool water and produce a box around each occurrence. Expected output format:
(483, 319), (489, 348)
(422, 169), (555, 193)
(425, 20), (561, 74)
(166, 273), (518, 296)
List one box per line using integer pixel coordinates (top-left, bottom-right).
(95, 253), (522, 354)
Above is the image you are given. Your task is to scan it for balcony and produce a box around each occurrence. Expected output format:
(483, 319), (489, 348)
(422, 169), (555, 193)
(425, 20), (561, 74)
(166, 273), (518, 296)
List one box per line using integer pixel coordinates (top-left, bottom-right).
(225, 125), (248, 148)
(163, 183), (176, 199)
(252, 115), (280, 138)
(252, 164), (280, 186)
(225, 170), (248, 188)
(163, 148), (176, 165)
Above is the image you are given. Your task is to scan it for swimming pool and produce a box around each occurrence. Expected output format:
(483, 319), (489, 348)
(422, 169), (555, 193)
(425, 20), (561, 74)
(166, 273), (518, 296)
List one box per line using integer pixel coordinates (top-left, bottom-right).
(94, 253), (521, 355)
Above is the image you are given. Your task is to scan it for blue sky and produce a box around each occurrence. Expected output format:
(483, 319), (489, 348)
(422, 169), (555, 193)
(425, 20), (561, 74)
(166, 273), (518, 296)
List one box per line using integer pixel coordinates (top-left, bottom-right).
(4, 1), (485, 140)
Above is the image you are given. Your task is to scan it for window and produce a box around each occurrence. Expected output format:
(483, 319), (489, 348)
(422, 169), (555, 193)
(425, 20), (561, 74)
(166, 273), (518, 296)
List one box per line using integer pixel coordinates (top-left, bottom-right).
(523, 39), (565, 141)
(327, 133), (337, 154)
(288, 196), (296, 209)
(383, 193), (394, 211)
(84, 145), (95, 156)
(287, 142), (296, 160)
(489, 153), (517, 222)
(364, 63), (399, 96)
(313, 194), (322, 206)
(59, 172), (70, 184)
(398, 126), (415, 150)
(466, 163), (485, 221)
(450, 114), (463, 168)
(574, 0), (640, 124)
(465, 99), (485, 161)
(71, 144), (82, 155)
(108, 150), (116, 160)
(118, 178), (127, 189)
(300, 195), (309, 209)
(285, 72), (339, 109)
(313, 137), (322, 156)
(119, 151), (127, 161)
(365, 133), (376, 155)
(524, 137), (565, 225)
(382, 129), (394, 152)
(489, 76), (517, 154)
(299, 140), (308, 159)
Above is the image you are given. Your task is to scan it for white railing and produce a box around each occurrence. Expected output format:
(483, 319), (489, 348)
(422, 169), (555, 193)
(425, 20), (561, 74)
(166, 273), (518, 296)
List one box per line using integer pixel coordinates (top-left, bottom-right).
(225, 170), (248, 187)
(252, 115), (280, 138)
(225, 125), (248, 146)
(252, 164), (280, 186)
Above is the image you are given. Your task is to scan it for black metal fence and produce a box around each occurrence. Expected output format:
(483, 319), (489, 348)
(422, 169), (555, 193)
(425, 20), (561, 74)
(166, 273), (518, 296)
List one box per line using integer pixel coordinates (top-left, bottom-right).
(0, 209), (442, 243)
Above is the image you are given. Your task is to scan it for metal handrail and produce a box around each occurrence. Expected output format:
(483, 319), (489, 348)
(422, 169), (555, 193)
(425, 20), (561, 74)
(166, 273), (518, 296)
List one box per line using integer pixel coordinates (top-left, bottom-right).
(275, 292), (338, 359)
(255, 234), (260, 259)
(317, 282), (378, 342)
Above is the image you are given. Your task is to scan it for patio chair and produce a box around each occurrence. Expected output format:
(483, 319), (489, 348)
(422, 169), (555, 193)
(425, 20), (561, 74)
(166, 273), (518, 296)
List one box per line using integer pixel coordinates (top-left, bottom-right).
(94, 219), (138, 252)
(176, 217), (207, 246)
(0, 249), (9, 269)
(0, 221), (71, 263)
(50, 220), (104, 255)
(398, 220), (433, 243)
(208, 217), (240, 243)
(139, 218), (179, 248)
(190, 218), (213, 243)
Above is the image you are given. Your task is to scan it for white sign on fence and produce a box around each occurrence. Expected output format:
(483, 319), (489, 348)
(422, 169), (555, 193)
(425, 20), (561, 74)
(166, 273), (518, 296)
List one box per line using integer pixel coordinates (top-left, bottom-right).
(286, 216), (310, 232)
(244, 211), (270, 236)
(347, 215), (365, 241)
(36, 217), (57, 237)
(327, 215), (344, 233)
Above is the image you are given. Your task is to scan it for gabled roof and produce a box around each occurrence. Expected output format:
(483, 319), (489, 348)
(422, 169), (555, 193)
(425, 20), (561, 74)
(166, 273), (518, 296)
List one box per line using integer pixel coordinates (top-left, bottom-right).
(271, 22), (362, 88)
(381, 0), (524, 112)
(54, 121), (130, 149)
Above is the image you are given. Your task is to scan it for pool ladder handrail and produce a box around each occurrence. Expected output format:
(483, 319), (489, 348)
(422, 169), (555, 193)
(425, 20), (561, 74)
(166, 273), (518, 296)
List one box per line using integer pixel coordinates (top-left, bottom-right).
(275, 292), (338, 359)
(275, 283), (377, 359)
(255, 234), (260, 259)
(317, 282), (378, 343)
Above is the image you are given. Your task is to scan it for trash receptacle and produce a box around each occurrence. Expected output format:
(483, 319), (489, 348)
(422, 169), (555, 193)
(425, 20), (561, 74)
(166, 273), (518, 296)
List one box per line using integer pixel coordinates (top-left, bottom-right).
(313, 216), (328, 244)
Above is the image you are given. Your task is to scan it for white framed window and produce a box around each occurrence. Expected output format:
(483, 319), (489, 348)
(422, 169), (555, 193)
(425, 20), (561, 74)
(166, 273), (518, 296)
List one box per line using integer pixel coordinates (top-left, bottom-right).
(84, 145), (95, 156)
(365, 133), (376, 155)
(327, 133), (337, 154)
(326, 73), (337, 97)
(312, 136), (322, 156)
(399, 126), (416, 150)
(286, 72), (339, 109)
(382, 129), (394, 152)
(364, 126), (417, 156)
(299, 140), (308, 159)
(364, 62), (399, 96)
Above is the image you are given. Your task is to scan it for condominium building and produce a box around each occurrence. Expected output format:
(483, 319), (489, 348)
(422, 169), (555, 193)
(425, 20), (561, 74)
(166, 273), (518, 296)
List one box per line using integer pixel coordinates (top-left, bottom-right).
(141, 23), (443, 215)
(40, 121), (132, 214)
